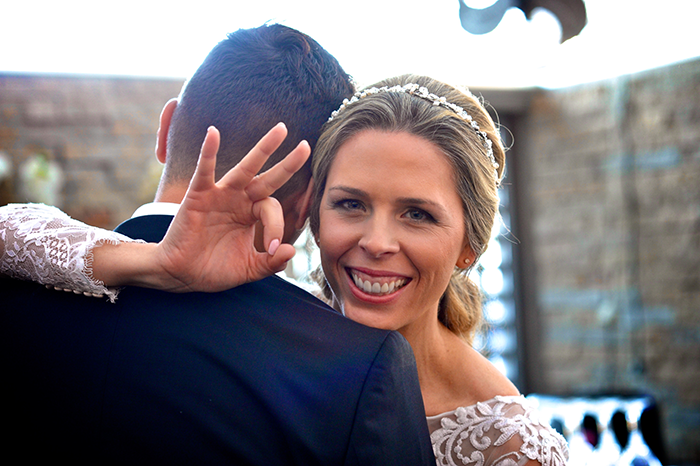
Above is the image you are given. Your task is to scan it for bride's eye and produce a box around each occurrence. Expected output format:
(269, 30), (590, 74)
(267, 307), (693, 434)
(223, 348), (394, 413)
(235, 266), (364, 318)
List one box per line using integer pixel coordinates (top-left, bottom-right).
(336, 199), (364, 211)
(403, 208), (435, 223)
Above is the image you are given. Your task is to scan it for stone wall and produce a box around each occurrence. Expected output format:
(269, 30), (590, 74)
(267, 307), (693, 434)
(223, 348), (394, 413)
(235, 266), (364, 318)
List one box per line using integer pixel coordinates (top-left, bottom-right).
(0, 74), (184, 227)
(521, 58), (700, 462)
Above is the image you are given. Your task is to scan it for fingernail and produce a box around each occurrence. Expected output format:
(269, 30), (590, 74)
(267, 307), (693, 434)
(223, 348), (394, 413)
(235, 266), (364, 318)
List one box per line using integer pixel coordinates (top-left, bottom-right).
(268, 239), (280, 256)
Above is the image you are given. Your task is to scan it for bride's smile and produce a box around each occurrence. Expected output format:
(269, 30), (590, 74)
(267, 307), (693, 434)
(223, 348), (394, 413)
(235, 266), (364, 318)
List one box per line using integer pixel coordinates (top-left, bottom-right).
(348, 267), (409, 297)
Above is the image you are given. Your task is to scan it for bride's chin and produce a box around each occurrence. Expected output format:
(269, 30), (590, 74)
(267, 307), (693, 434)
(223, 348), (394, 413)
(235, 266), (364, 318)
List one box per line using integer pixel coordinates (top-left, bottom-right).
(343, 307), (395, 331)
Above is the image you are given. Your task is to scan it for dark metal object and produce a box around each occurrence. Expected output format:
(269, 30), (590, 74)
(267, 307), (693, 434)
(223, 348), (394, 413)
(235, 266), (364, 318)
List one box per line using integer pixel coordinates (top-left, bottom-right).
(458, 0), (588, 43)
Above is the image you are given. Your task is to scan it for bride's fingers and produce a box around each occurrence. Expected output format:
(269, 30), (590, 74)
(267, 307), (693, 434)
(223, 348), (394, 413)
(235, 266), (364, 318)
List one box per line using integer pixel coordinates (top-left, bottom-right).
(245, 140), (310, 201)
(252, 197), (286, 255)
(264, 243), (296, 273)
(222, 123), (288, 189)
(187, 126), (221, 193)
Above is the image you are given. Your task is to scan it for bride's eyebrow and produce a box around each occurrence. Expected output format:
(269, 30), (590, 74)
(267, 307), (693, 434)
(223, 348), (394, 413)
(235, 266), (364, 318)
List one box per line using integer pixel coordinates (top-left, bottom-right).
(326, 186), (366, 197)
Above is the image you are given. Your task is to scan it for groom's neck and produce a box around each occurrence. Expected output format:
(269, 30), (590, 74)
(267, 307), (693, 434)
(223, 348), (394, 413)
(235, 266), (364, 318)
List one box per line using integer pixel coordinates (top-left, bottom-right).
(153, 181), (188, 205)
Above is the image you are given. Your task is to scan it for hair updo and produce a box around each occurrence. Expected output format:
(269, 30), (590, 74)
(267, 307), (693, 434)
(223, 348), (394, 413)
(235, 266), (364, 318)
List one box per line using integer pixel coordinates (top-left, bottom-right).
(309, 74), (506, 344)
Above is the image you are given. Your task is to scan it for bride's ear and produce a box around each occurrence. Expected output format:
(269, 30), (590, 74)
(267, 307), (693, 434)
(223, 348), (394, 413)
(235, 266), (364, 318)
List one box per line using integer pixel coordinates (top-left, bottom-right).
(156, 99), (178, 164)
(456, 245), (476, 269)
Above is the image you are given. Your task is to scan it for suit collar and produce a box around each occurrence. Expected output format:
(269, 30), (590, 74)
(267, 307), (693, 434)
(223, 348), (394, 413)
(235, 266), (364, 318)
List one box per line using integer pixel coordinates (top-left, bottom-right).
(114, 215), (173, 243)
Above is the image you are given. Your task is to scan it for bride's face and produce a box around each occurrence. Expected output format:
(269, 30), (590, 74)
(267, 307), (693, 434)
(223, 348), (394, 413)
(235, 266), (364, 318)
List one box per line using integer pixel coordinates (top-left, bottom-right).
(317, 129), (474, 336)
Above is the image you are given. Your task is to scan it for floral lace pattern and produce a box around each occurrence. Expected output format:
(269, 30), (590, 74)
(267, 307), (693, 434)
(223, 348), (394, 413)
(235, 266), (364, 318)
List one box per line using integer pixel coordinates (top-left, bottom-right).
(428, 396), (569, 466)
(0, 203), (141, 302)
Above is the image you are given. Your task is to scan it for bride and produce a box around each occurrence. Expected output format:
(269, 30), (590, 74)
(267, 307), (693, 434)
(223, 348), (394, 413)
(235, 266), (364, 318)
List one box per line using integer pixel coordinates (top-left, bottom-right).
(1, 75), (568, 466)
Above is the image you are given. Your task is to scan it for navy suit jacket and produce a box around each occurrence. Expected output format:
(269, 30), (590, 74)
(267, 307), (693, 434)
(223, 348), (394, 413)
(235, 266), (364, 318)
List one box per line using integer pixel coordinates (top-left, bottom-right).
(2, 215), (435, 465)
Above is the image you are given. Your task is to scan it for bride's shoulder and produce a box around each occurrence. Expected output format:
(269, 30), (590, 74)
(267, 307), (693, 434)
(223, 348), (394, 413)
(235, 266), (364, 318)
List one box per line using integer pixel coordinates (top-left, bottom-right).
(427, 339), (570, 464)
(429, 396), (570, 466)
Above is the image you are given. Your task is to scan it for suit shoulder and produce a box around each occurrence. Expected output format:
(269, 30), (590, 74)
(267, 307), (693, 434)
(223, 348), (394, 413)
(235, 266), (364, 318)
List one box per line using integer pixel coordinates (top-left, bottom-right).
(252, 275), (337, 310)
(371, 330), (416, 369)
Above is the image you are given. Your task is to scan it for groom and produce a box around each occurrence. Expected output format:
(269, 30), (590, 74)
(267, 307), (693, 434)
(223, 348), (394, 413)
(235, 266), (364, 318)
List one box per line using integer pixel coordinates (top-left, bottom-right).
(1, 25), (434, 465)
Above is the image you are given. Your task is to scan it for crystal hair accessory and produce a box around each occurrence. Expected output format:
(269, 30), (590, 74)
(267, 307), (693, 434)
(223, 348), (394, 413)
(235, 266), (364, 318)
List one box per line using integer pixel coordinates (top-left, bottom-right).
(328, 83), (499, 179)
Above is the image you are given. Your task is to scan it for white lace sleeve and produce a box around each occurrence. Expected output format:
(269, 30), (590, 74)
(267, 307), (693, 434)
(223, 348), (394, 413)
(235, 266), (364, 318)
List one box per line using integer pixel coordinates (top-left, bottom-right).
(0, 203), (144, 302)
(428, 396), (570, 466)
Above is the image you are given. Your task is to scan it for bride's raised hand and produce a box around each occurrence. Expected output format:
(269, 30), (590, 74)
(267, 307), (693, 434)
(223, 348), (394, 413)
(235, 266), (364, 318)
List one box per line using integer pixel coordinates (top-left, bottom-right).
(147, 123), (309, 292)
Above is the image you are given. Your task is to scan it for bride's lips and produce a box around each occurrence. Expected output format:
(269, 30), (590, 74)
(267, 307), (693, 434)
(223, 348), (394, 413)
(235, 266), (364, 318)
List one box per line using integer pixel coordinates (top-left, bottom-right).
(345, 267), (411, 302)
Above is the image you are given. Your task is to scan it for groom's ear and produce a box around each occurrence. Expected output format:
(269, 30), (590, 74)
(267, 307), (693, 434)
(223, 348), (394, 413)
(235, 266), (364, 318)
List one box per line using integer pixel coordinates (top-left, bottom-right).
(295, 178), (315, 230)
(156, 99), (178, 164)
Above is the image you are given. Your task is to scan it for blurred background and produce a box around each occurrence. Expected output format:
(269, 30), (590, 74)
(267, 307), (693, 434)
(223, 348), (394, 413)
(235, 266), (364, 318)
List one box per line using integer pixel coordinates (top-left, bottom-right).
(1, 1), (698, 464)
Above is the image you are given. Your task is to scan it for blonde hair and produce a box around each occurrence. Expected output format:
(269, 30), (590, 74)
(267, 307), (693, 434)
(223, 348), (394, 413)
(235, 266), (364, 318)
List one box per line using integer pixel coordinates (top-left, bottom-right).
(309, 74), (506, 344)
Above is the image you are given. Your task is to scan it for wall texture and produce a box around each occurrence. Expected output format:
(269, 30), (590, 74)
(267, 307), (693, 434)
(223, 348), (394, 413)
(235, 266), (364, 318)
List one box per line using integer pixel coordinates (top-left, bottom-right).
(521, 58), (700, 462)
(0, 74), (184, 226)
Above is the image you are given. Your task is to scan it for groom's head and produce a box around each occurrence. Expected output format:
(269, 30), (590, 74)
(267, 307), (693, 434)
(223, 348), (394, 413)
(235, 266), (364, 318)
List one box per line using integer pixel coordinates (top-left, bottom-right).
(155, 24), (354, 213)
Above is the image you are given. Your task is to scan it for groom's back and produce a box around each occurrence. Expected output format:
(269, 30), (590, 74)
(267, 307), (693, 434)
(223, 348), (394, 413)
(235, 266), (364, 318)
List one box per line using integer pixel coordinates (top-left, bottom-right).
(1, 272), (433, 465)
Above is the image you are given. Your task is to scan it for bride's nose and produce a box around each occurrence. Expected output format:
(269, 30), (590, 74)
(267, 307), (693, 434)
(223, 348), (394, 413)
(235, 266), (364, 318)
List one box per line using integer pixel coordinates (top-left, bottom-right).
(358, 215), (400, 258)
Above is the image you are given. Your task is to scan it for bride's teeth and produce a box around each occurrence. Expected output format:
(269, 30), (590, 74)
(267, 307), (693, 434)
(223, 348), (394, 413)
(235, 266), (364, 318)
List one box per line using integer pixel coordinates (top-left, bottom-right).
(351, 272), (406, 295)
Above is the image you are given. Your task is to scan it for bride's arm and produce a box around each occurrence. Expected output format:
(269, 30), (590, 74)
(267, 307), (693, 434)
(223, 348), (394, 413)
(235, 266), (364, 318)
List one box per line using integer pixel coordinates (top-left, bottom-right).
(0, 203), (144, 302)
(0, 123), (309, 299)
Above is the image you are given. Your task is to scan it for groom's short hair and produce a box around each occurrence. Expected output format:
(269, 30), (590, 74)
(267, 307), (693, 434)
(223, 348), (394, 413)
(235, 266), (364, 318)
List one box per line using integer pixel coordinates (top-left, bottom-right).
(164, 24), (354, 201)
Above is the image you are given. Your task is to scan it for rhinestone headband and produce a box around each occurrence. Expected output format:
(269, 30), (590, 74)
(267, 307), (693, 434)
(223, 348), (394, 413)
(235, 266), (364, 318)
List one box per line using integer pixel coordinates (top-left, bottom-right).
(328, 83), (499, 179)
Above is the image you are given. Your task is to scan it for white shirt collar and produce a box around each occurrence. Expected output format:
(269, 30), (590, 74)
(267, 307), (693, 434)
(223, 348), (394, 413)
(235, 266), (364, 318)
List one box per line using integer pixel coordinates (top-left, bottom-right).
(131, 202), (181, 218)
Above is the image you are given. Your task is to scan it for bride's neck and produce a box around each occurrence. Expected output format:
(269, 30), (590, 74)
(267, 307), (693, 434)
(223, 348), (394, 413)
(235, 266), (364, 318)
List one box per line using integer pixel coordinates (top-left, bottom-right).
(401, 322), (472, 416)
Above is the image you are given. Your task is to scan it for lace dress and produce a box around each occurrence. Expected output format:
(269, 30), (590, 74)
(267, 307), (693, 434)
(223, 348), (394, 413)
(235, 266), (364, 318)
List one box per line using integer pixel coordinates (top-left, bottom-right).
(0, 203), (141, 302)
(0, 203), (570, 465)
(428, 396), (569, 466)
